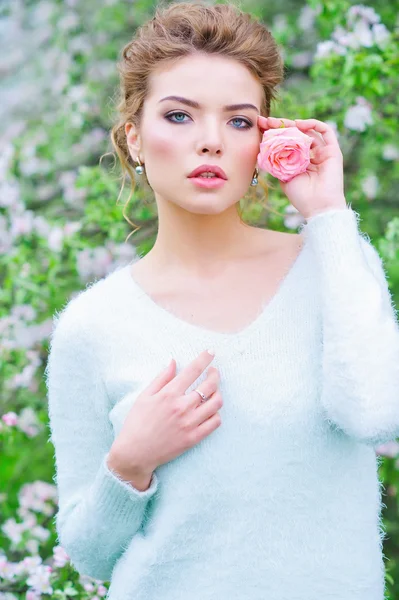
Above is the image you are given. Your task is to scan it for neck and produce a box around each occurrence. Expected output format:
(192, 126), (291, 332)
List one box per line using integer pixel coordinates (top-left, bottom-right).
(144, 198), (265, 278)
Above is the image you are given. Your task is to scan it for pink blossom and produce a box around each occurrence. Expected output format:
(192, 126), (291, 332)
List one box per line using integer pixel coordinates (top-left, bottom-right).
(52, 545), (70, 568)
(97, 584), (108, 597)
(376, 441), (399, 458)
(2, 412), (18, 426)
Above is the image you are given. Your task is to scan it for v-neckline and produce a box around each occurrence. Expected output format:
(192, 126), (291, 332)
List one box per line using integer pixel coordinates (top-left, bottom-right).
(120, 236), (308, 344)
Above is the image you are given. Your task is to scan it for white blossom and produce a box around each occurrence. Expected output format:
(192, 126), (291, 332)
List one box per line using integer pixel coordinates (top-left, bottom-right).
(0, 181), (20, 208)
(16, 556), (43, 576)
(31, 1), (56, 26)
(69, 35), (92, 54)
(68, 84), (88, 103)
(372, 23), (391, 48)
(36, 183), (57, 201)
(10, 212), (35, 238)
(361, 174), (379, 200)
(314, 40), (347, 60)
(52, 546), (70, 568)
(344, 100), (373, 132)
(352, 18), (374, 47)
(292, 51), (313, 69)
(47, 227), (65, 252)
(19, 157), (52, 177)
(382, 144), (399, 161)
(272, 15), (288, 33)
(33, 216), (52, 238)
(347, 5), (381, 27)
(298, 5), (322, 31)
(283, 205), (305, 230)
(26, 564), (53, 595)
(76, 246), (114, 280)
(16, 407), (42, 438)
(57, 12), (79, 32)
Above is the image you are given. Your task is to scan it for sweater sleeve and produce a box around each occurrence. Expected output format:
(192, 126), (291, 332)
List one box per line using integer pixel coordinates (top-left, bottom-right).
(44, 299), (159, 582)
(300, 206), (399, 447)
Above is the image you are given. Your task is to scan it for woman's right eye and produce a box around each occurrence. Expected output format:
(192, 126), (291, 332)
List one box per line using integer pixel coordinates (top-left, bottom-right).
(164, 111), (190, 124)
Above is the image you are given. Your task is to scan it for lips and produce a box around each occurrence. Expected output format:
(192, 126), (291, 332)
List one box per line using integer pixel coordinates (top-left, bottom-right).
(188, 164), (228, 179)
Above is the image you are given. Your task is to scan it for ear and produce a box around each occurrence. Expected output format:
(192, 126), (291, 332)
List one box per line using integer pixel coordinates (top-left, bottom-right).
(125, 122), (142, 162)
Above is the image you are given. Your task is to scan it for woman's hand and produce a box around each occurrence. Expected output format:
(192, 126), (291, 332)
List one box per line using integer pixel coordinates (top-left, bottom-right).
(108, 350), (223, 483)
(257, 116), (348, 220)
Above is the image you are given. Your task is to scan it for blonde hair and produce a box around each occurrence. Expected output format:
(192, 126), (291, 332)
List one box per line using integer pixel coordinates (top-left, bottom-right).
(106, 0), (285, 242)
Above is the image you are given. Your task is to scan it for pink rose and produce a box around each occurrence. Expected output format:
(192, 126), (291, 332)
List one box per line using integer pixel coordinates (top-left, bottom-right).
(257, 127), (313, 183)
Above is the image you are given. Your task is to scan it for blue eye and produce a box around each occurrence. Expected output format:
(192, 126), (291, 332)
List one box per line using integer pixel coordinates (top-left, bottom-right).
(230, 117), (252, 129)
(164, 111), (252, 129)
(166, 112), (188, 123)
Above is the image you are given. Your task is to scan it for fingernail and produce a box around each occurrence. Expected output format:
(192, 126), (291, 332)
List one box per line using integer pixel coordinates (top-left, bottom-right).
(207, 349), (216, 356)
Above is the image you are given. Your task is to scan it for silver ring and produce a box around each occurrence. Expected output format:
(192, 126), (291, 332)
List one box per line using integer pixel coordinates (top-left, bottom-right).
(194, 388), (209, 403)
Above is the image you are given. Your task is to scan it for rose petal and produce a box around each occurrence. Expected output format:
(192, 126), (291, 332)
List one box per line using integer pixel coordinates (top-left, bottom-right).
(257, 126), (312, 182)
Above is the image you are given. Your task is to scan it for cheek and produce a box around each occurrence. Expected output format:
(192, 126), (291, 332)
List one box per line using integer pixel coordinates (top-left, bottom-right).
(145, 122), (182, 160)
(148, 134), (176, 158)
(237, 138), (260, 168)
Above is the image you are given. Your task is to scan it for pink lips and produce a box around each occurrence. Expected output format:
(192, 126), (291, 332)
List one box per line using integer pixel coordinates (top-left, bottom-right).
(188, 164), (228, 179)
(187, 164), (227, 189)
(188, 176), (226, 189)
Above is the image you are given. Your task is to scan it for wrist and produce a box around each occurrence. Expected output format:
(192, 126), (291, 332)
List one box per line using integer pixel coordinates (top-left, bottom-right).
(108, 445), (155, 480)
(304, 199), (348, 221)
(107, 453), (154, 491)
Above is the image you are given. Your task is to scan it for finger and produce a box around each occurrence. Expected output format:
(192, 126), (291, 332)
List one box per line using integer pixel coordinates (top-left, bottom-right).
(162, 349), (216, 396)
(266, 116), (297, 128)
(190, 390), (223, 428)
(145, 358), (177, 395)
(280, 162), (318, 181)
(310, 144), (342, 166)
(303, 129), (326, 148)
(186, 369), (219, 408)
(257, 115), (269, 133)
(257, 115), (296, 132)
(295, 119), (340, 150)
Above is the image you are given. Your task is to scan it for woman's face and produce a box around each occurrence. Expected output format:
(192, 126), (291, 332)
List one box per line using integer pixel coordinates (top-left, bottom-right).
(126, 53), (264, 215)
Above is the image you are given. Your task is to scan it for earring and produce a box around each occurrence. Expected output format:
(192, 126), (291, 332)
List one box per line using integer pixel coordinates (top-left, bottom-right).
(251, 167), (259, 186)
(135, 156), (144, 175)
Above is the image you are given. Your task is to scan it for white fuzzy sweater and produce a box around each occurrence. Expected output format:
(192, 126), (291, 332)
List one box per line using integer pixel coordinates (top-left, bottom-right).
(45, 207), (399, 600)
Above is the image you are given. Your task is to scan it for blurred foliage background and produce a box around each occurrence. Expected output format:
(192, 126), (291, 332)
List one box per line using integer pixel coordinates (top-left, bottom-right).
(0, 0), (398, 598)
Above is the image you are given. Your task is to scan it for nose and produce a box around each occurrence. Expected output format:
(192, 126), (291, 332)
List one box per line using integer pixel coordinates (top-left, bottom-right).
(200, 145), (222, 156)
(196, 120), (224, 156)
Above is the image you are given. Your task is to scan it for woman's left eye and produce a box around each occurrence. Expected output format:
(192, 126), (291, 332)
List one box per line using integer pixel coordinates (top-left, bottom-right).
(164, 112), (253, 129)
(230, 117), (253, 129)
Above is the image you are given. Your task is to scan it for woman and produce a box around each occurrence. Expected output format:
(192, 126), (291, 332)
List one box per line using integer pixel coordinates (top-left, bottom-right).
(45, 2), (399, 599)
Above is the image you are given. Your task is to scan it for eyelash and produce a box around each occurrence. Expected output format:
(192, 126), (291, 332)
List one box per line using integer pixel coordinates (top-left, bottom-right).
(164, 111), (253, 129)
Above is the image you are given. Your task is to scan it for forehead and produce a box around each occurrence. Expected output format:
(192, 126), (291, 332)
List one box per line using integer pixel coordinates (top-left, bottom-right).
(146, 53), (263, 108)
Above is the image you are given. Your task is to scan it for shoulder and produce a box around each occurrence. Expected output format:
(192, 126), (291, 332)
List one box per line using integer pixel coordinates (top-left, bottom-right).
(275, 231), (304, 251)
(255, 228), (304, 258)
(51, 263), (129, 336)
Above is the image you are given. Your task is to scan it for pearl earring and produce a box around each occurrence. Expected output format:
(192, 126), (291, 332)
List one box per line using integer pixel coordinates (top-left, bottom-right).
(251, 167), (259, 186)
(135, 156), (144, 175)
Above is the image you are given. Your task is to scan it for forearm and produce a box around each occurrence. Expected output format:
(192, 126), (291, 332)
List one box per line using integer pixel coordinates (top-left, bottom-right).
(302, 207), (399, 445)
(56, 452), (159, 581)
(46, 294), (160, 582)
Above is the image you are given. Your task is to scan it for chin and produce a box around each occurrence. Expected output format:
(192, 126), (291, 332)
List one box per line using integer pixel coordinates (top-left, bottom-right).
(181, 197), (234, 215)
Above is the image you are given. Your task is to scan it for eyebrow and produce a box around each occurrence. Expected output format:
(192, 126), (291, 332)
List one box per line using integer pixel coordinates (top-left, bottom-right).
(158, 95), (259, 114)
